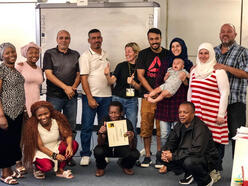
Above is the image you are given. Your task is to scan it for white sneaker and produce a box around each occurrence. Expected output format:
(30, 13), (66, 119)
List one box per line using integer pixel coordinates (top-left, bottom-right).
(80, 156), (90, 166)
(206, 177), (214, 186)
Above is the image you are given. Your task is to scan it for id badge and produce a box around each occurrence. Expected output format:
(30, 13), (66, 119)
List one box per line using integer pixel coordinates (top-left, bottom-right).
(126, 88), (135, 97)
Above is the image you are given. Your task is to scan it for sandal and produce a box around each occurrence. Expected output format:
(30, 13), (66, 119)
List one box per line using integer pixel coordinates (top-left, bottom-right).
(0, 176), (18, 185)
(158, 165), (167, 174)
(33, 170), (45, 180)
(15, 166), (27, 175)
(56, 170), (74, 179)
(11, 171), (24, 179)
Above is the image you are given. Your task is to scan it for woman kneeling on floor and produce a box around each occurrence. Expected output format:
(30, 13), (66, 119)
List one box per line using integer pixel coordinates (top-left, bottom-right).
(22, 101), (78, 179)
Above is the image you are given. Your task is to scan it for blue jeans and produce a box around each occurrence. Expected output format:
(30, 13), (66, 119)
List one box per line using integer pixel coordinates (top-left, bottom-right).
(112, 95), (138, 135)
(160, 121), (177, 146)
(46, 96), (77, 136)
(80, 95), (112, 157)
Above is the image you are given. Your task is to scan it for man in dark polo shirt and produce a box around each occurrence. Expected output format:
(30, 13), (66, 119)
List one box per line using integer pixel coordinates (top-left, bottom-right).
(43, 30), (80, 166)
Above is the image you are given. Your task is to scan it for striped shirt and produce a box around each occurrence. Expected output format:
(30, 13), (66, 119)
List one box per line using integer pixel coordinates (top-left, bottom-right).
(188, 70), (229, 144)
(215, 42), (248, 104)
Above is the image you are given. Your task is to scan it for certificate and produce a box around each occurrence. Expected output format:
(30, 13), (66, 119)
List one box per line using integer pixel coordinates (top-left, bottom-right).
(106, 120), (129, 147)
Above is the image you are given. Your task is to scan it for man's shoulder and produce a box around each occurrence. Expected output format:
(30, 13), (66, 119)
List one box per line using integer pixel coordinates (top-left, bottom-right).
(192, 116), (209, 131)
(45, 47), (57, 54)
(68, 48), (80, 57)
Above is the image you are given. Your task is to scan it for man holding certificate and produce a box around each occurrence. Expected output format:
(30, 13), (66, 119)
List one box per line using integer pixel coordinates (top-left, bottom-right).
(93, 101), (140, 177)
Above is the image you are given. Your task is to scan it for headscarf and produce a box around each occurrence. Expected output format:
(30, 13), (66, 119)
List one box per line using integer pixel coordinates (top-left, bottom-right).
(21, 42), (41, 58)
(169, 38), (193, 72)
(0, 42), (16, 61)
(194, 42), (217, 79)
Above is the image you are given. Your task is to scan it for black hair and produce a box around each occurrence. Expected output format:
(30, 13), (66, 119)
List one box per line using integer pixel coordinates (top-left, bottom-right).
(180, 101), (195, 112)
(147, 28), (161, 36)
(108, 101), (123, 113)
(88, 29), (101, 38)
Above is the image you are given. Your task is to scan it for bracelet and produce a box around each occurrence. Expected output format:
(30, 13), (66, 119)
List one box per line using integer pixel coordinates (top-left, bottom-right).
(52, 152), (58, 160)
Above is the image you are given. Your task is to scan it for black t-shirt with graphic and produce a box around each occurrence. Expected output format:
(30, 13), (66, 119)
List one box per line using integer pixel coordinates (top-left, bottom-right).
(136, 47), (169, 95)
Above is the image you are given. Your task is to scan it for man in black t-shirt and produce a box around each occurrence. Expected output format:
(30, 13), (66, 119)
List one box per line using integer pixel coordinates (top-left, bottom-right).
(136, 28), (169, 168)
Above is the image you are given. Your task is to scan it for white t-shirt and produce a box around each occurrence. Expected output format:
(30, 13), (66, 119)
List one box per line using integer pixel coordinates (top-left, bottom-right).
(79, 48), (112, 97)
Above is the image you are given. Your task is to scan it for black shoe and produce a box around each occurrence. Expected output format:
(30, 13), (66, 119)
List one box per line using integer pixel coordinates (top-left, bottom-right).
(67, 158), (76, 167)
(179, 173), (194, 185)
(154, 158), (163, 169)
(140, 157), (152, 168)
(135, 160), (141, 167)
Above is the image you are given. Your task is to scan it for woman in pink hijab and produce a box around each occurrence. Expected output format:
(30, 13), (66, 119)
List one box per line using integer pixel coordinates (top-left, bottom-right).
(16, 42), (44, 118)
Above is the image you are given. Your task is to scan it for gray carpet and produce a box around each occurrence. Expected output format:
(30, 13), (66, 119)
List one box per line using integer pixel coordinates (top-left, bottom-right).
(1, 132), (232, 186)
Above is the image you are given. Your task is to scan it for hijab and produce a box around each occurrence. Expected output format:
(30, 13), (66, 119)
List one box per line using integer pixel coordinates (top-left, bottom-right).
(194, 42), (217, 79)
(169, 38), (193, 72)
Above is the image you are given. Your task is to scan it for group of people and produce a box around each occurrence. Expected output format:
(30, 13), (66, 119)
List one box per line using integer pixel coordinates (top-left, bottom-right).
(0, 23), (247, 186)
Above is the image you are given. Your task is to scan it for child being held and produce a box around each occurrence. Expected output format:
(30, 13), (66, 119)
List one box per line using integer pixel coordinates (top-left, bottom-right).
(144, 58), (189, 103)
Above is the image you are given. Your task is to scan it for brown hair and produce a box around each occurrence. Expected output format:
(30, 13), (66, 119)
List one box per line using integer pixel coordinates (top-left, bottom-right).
(21, 101), (72, 170)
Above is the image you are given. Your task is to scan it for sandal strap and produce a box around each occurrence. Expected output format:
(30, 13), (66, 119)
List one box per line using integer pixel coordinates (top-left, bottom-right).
(1, 176), (18, 184)
(63, 170), (73, 178)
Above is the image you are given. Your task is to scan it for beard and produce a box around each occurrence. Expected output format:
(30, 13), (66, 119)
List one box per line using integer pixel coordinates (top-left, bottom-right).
(221, 39), (235, 47)
(151, 43), (161, 51)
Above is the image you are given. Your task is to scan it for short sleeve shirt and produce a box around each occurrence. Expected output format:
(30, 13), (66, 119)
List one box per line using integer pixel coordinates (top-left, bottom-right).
(215, 42), (248, 104)
(112, 61), (140, 98)
(0, 63), (25, 119)
(79, 48), (111, 97)
(136, 47), (168, 95)
(43, 47), (80, 99)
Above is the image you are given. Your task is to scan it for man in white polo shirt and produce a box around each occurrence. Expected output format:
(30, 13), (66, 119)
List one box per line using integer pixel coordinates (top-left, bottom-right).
(79, 29), (112, 165)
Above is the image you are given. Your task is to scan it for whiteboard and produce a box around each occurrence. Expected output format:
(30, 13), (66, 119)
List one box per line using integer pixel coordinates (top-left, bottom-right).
(36, 2), (160, 70)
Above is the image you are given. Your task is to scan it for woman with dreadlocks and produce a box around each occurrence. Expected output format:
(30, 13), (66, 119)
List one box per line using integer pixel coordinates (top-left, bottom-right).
(21, 101), (78, 179)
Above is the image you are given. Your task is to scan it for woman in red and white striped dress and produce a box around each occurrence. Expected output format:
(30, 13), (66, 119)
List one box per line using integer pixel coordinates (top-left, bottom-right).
(187, 43), (229, 181)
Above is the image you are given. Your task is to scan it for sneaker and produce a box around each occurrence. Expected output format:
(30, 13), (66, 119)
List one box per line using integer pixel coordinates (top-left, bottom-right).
(209, 169), (221, 183)
(80, 156), (90, 166)
(206, 177), (214, 186)
(140, 157), (152, 168)
(154, 159), (163, 169)
(179, 174), (194, 185)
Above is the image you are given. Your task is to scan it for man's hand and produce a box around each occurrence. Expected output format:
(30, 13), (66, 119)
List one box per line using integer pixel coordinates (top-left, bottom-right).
(64, 85), (75, 99)
(214, 63), (226, 70)
(104, 63), (110, 76)
(161, 150), (172, 163)
(124, 131), (134, 140)
(99, 122), (107, 134)
(88, 97), (99, 109)
(0, 116), (8, 130)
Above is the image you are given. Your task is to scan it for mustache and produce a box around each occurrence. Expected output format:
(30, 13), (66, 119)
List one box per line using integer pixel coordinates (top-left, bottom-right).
(152, 43), (160, 45)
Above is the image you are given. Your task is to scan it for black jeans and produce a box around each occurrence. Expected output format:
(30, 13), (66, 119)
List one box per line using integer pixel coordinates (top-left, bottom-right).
(94, 145), (140, 169)
(227, 102), (246, 157)
(156, 151), (211, 186)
